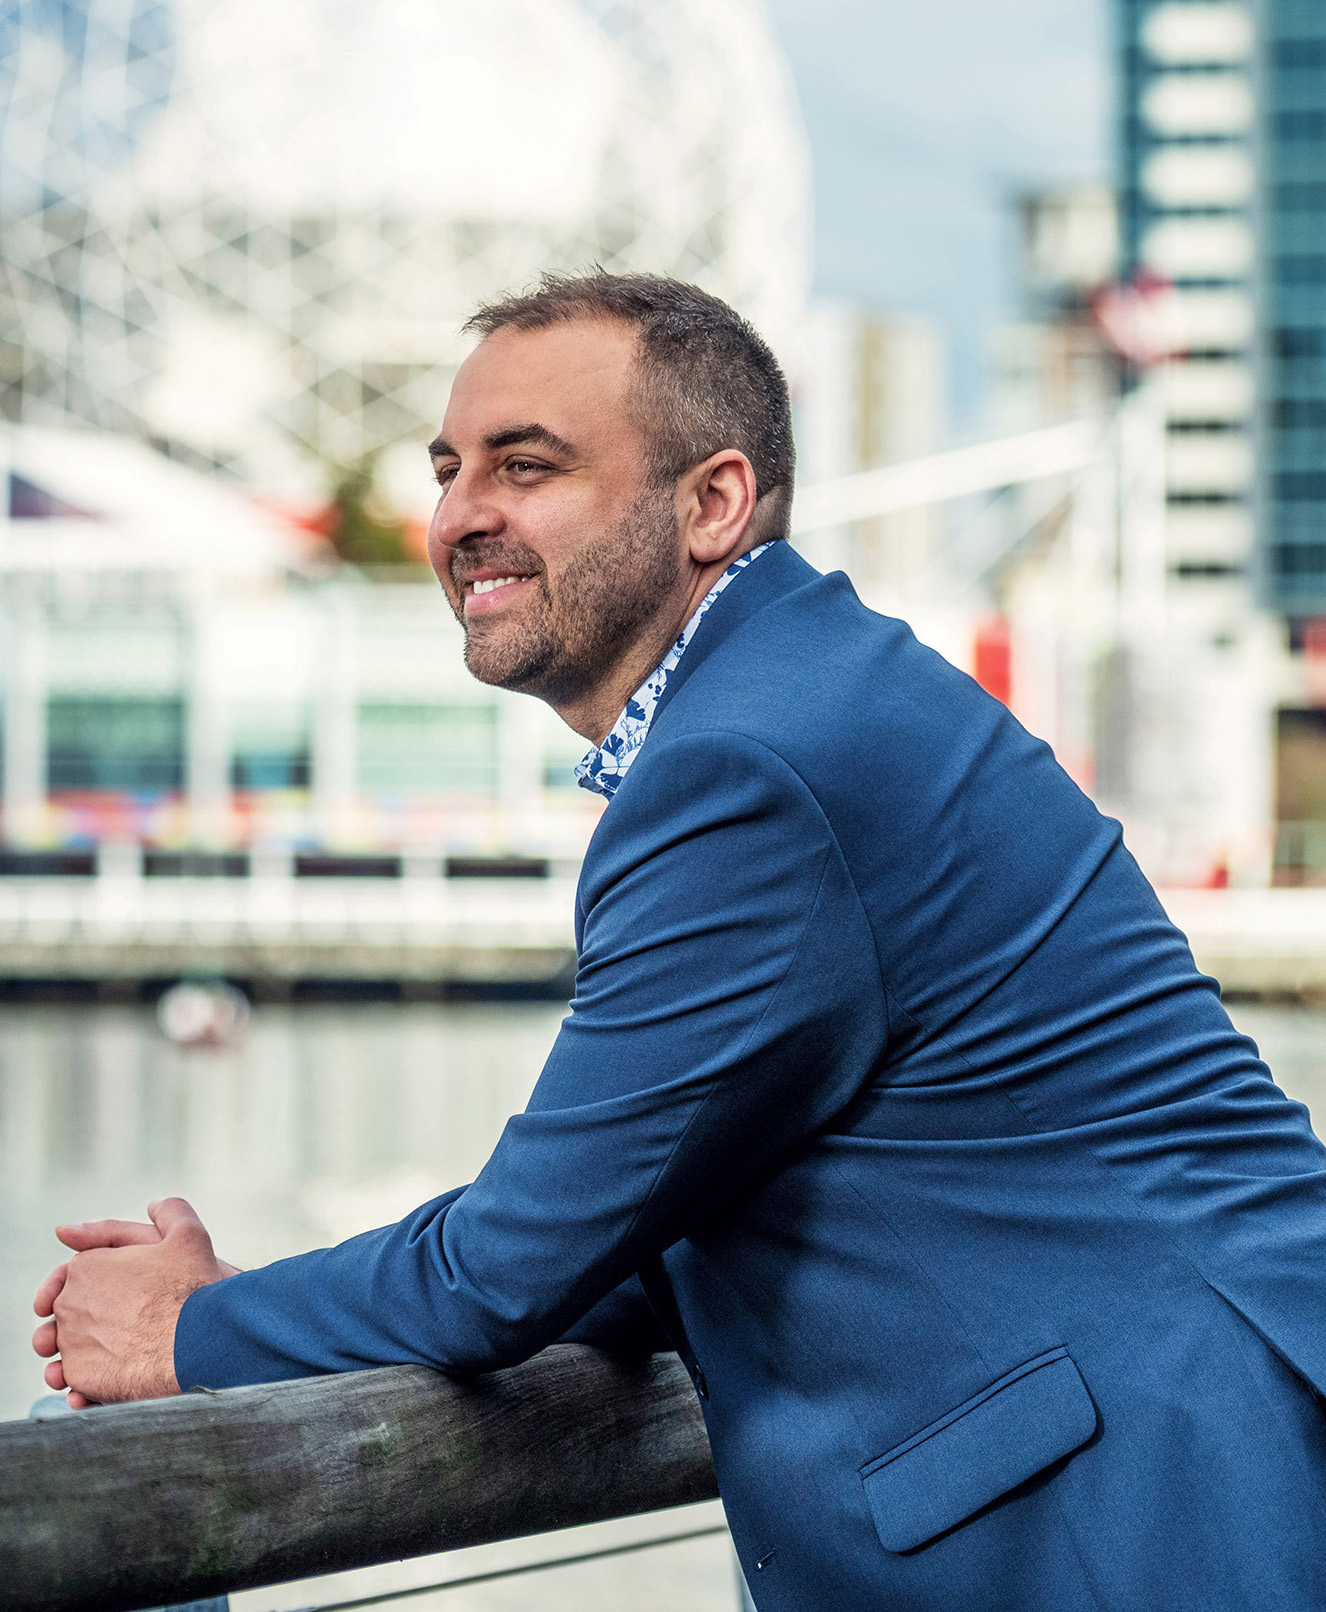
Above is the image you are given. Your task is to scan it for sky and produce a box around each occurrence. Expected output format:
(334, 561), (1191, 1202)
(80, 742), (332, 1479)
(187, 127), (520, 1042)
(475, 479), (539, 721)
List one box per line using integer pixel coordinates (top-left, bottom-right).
(764, 0), (1111, 426)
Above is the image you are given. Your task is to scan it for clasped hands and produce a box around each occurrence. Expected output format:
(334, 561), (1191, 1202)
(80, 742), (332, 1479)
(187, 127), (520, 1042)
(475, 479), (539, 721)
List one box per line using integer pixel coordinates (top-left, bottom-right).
(31, 1197), (237, 1407)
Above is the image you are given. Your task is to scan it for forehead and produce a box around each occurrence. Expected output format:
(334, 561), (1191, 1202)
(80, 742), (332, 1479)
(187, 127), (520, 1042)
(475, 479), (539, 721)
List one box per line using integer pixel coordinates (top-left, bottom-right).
(441, 318), (641, 450)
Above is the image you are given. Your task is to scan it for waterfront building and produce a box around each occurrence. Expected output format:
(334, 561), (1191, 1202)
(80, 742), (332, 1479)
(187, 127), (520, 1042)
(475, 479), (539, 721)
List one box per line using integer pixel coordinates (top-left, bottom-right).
(0, 0), (809, 866)
(1254, 1), (1326, 882)
(0, 425), (599, 866)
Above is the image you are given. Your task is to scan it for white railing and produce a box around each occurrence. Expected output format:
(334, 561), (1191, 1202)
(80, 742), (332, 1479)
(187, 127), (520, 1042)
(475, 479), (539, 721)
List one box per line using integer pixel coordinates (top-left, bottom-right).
(789, 420), (1103, 535)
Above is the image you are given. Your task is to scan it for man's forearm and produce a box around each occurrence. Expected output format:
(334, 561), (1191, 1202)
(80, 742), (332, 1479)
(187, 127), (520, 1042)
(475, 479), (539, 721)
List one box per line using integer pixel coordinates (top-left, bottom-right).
(175, 1189), (471, 1389)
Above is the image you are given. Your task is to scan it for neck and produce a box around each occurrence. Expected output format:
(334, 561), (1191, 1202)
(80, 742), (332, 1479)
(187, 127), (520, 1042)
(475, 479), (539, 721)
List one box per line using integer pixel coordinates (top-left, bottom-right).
(554, 547), (750, 745)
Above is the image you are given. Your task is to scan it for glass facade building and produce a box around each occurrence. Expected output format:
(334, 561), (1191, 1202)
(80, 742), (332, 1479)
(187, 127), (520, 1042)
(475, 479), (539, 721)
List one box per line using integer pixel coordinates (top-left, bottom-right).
(1259, 0), (1326, 617)
(1117, 0), (1326, 618)
(1117, 0), (1259, 585)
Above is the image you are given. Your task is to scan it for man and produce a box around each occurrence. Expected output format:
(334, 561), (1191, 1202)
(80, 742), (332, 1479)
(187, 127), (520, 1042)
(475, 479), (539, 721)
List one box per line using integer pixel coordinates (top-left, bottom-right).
(33, 273), (1326, 1609)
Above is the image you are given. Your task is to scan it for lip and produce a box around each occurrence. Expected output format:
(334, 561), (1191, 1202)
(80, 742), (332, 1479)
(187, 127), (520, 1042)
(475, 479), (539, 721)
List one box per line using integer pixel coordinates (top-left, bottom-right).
(457, 569), (537, 617)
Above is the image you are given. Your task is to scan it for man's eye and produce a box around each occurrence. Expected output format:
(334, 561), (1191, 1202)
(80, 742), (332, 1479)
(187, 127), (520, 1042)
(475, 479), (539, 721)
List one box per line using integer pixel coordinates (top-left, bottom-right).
(434, 465), (458, 488)
(508, 459), (547, 476)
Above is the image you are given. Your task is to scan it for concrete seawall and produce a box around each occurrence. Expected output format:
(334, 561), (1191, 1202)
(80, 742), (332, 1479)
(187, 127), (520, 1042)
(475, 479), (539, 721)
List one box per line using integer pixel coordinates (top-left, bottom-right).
(0, 871), (579, 990)
(1160, 889), (1326, 999)
(0, 875), (1320, 998)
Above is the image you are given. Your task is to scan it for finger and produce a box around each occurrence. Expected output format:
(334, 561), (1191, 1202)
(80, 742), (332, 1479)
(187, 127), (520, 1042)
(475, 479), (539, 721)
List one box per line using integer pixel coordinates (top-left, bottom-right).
(148, 1197), (208, 1243)
(56, 1218), (162, 1252)
(32, 1319), (58, 1359)
(67, 1391), (95, 1410)
(33, 1262), (69, 1317)
(44, 1358), (68, 1391)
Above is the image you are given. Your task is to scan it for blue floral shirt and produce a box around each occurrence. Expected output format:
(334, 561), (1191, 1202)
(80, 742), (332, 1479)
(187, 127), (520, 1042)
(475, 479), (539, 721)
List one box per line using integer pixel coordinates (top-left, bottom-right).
(575, 542), (774, 801)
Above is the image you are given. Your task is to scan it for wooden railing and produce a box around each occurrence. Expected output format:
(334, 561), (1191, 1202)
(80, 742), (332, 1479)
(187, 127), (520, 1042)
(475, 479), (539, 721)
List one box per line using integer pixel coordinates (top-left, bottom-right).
(0, 1346), (717, 1612)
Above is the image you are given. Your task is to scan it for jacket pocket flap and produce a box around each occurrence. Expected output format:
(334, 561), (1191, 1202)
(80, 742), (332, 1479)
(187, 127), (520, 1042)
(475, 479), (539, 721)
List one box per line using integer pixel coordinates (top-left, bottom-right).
(860, 1348), (1097, 1552)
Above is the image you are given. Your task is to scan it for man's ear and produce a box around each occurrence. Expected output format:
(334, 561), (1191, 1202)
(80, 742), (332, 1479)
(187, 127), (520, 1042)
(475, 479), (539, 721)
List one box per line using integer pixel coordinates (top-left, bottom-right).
(678, 450), (759, 568)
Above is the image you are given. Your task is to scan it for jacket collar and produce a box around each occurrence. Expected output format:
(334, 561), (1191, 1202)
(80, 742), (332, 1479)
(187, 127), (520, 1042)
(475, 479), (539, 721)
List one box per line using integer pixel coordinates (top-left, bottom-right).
(651, 539), (821, 726)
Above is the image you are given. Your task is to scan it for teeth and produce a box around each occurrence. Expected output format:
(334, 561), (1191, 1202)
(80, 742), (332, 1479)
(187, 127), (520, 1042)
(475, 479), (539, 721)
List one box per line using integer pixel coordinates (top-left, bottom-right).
(471, 575), (523, 595)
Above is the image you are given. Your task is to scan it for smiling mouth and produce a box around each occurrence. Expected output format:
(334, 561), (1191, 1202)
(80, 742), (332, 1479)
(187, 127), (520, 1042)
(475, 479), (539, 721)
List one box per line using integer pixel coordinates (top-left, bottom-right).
(468, 575), (530, 596)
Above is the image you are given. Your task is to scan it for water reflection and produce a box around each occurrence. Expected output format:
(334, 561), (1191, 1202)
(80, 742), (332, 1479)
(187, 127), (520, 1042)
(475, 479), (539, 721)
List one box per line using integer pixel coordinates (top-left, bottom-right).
(0, 996), (744, 1612)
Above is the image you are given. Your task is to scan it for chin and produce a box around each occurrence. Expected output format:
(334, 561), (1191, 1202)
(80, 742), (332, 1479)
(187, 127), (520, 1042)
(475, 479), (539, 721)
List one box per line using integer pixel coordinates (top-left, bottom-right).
(463, 631), (554, 694)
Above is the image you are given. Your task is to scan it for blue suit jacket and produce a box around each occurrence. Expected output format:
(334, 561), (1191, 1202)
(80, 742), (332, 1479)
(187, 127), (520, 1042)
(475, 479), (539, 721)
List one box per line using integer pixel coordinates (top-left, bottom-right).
(177, 543), (1326, 1609)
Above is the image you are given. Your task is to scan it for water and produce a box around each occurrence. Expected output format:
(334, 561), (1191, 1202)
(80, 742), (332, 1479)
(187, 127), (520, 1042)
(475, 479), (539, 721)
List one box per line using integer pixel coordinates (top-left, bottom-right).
(0, 999), (568, 1417)
(0, 999), (736, 1612)
(3, 999), (1325, 1609)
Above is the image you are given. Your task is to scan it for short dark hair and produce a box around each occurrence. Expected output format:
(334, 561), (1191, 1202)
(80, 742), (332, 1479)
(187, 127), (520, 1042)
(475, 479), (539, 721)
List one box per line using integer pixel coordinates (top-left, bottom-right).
(464, 271), (795, 539)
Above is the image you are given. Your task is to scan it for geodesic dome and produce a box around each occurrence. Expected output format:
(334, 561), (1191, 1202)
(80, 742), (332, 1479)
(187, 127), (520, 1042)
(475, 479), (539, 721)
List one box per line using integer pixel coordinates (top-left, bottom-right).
(0, 0), (809, 488)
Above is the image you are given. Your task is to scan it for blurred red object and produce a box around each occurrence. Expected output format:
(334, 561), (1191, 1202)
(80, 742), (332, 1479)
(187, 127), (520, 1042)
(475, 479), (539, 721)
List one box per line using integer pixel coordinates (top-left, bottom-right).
(974, 617), (1012, 707)
(1303, 617), (1326, 706)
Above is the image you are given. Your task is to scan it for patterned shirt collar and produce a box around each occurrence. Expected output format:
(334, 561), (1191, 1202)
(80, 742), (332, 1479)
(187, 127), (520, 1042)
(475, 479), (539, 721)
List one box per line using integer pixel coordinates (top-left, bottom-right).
(575, 542), (774, 801)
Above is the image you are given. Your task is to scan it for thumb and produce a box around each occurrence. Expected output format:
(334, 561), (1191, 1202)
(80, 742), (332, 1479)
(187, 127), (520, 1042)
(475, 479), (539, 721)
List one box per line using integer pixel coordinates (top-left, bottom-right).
(147, 1197), (209, 1243)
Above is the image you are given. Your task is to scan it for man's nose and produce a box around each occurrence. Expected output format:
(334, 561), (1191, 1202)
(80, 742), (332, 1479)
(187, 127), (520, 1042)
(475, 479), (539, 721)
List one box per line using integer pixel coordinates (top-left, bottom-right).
(427, 473), (502, 555)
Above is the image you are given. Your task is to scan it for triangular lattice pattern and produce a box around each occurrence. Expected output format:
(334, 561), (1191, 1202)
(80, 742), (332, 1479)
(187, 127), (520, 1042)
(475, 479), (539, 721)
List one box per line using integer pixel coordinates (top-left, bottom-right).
(1, 0), (808, 488)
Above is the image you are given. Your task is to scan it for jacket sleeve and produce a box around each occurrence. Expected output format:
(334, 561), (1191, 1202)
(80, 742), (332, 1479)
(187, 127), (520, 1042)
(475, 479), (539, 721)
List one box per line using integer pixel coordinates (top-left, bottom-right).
(174, 732), (889, 1389)
(555, 1272), (670, 1355)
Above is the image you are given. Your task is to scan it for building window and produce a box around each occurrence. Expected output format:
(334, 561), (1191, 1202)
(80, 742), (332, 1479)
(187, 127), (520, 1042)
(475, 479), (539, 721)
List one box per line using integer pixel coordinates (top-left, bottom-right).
(1273, 544), (1326, 579)
(543, 743), (590, 791)
(356, 703), (498, 796)
(1273, 328), (1326, 359)
(1273, 111), (1326, 141)
(1273, 40), (1326, 71)
(1275, 708), (1326, 886)
(1275, 473), (1326, 502)
(229, 702), (311, 791)
(232, 750), (311, 790)
(1271, 400), (1326, 429)
(1274, 183), (1326, 211)
(47, 697), (185, 793)
(1276, 256), (1326, 286)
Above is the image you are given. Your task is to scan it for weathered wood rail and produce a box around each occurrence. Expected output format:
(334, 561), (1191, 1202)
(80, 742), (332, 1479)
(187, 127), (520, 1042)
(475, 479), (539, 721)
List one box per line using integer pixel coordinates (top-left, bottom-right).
(0, 1345), (717, 1612)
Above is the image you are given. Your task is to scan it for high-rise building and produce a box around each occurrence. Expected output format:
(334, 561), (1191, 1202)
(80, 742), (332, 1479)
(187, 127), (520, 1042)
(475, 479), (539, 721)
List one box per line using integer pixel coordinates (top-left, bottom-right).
(1106, 0), (1285, 888)
(794, 302), (948, 598)
(1253, 0), (1326, 884)
(1118, 0), (1258, 587)
(1257, 0), (1326, 618)
(987, 183), (1120, 435)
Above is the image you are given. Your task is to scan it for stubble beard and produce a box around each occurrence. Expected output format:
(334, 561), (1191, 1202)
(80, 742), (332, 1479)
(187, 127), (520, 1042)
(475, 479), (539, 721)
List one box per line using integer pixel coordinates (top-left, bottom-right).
(454, 490), (680, 706)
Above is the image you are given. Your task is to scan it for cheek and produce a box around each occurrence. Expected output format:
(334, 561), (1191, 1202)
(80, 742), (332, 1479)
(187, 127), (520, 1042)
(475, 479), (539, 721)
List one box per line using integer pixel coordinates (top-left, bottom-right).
(532, 487), (628, 575)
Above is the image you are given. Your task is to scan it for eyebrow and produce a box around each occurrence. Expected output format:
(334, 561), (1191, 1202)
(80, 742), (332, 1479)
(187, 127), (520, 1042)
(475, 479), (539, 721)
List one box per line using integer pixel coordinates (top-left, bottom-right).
(427, 423), (577, 461)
